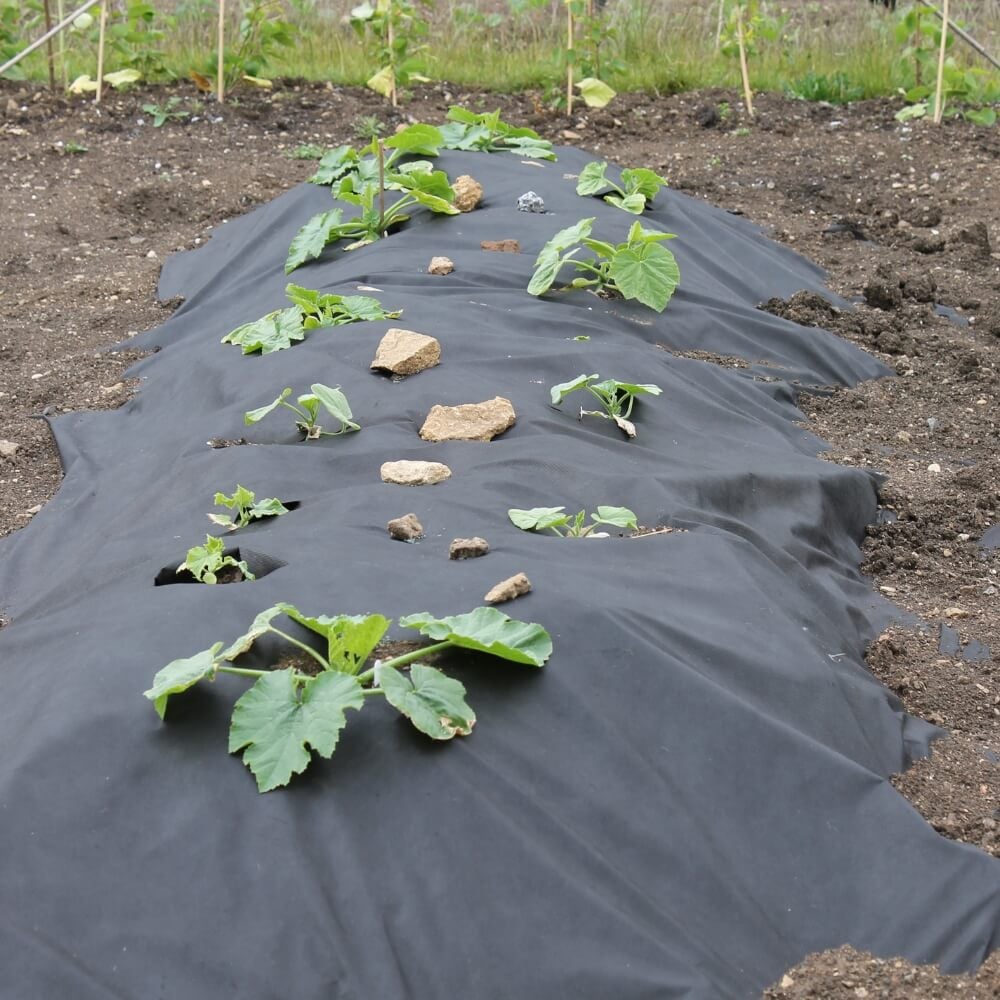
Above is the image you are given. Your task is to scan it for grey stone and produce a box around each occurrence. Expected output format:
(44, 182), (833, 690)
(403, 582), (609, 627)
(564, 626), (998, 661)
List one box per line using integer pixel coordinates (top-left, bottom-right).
(516, 191), (545, 213)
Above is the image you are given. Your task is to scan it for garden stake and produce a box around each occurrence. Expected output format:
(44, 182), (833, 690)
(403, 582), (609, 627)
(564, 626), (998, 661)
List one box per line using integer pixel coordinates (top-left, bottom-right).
(377, 139), (386, 235)
(933, 0), (949, 123)
(386, 1), (397, 107)
(0, 0), (100, 79)
(57, 0), (67, 89)
(217, 0), (226, 103)
(736, 3), (754, 119)
(930, 4), (1000, 73)
(95, 1), (106, 103)
(566, 1), (574, 116)
(715, 0), (725, 51)
(42, 0), (56, 92)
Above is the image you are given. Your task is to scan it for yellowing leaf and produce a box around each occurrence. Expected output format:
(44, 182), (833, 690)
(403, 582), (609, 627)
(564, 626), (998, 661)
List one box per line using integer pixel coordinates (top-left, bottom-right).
(576, 77), (616, 109)
(242, 74), (273, 89)
(103, 69), (141, 89)
(68, 75), (98, 95)
(367, 65), (394, 98)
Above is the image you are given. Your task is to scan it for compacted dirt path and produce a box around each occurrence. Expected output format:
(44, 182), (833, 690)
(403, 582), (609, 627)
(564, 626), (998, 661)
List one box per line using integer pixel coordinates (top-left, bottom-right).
(1, 80), (997, 995)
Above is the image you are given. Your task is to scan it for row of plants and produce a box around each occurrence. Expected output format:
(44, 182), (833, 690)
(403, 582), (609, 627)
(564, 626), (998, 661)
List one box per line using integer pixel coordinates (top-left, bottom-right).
(148, 107), (677, 792)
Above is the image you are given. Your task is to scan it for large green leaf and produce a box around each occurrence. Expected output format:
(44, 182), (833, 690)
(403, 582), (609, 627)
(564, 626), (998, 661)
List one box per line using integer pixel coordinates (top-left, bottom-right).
(591, 379), (662, 399)
(221, 307), (306, 355)
(605, 193), (647, 215)
(576, 77), (616, 108)
(621, 167), (668, 201)
(508, 507), (570, 533)
(593, 506), (638, 530)
(245, 387), (292, 426)
(285, 209), (343, 274)
(576, 160), (610, 196)
(276, 604), (390, 674)
(504, 136), (556, 160)
(383, 123), (443, 157)
(309, 145), (356, 186)
(379, 663), (475, 739)
(220, 605), (287, 661)
(228, 669), (364, 792)
(333, 295), (396, 322)
(398, 607), (552, 667)
(549, 373), (598, 406)
(307, 384), (359, 433)
(609, 242), (680, 312)
(144, 642), (223, 720)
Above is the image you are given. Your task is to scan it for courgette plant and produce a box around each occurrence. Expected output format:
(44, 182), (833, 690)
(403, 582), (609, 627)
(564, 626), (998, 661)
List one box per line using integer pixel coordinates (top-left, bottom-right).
(508, 506), (637, 537)
(222, 284), (400, 355)
(438, 106), (556, 160)
(145, 604), (553, 792)
(550, 373), (662, 438)
(576, 160), (668, 214)
(178, 535), (254, 584)
(245, 384), (359, 440)
(528, 218), (680, 312)
(209, 486), (289, 531)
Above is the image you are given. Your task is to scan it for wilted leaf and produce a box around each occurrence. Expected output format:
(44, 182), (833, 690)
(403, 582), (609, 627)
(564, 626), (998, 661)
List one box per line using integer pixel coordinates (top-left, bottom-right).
(379, 663), (475, 739)
(366, 65), (394, 99)
(576, 77), (616, 108)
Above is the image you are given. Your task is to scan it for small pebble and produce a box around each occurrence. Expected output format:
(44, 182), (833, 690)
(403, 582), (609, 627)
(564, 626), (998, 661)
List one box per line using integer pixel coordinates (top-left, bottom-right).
(449, 537), (490, 560)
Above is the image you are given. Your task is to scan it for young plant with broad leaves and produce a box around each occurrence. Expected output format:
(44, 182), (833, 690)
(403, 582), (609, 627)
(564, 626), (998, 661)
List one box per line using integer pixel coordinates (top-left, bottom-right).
(144, 604), (553, 792)
(222, 283), (401, 355)
(438, 106), (556, 160)
(287, 125), (458, 274)
(209, 485), (289, 532)
(245, 384), (359, 440)
(349, 0), (432, 106)
(508, 505), (637, 537)
(576, 160), (668, 214)
(178, 535), (254, 584)
(550, 373), (662, 438)
(528, 218), (680, 313)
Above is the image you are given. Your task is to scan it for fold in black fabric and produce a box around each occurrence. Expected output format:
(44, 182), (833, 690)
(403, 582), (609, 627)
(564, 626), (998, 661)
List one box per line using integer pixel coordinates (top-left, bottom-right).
(0, 147), (996, 999)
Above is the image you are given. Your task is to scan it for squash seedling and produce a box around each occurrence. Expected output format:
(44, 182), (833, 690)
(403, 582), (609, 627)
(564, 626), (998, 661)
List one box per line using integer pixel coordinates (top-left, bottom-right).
(245, 384), (360, 440)
(550, 373), (662, 438)
(144, 604), (553, 792)
(528, 218), (680, 313)
(222, 283), (401, 355)
(575, 160), (668, 215)
(508, 506), (637, 537)
(209, 485), (289, 531)
(438, 106), (556, 160)
(178, 535), (254, 584)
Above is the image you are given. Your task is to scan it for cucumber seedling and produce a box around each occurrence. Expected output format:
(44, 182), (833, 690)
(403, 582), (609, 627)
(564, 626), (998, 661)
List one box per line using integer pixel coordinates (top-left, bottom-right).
(209, 485), (290, 531)
(550, 373), (662, 438)
(245, 384), (359, 440)
(576, 160), (668, 215)
(508, 506), (637, 537)
(178, 535), (254, 584)
(145, 604), (553, 792)
(528, 218), (680, 312)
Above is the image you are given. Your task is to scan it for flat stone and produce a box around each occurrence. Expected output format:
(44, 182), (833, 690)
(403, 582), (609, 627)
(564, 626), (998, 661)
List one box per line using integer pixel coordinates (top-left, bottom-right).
(387, 512), (424, 541)
(481, 239), (520, 253)
(428, 256), (454, 275)
(484, 572), (532, 604)
(370, 328), (441, 376)
(0, 439), (19, 460)
(449, 537), (490, 560)
(452, 175), (483, 212)
(380, 461), (451, 486)
(419, 397), (516, 442)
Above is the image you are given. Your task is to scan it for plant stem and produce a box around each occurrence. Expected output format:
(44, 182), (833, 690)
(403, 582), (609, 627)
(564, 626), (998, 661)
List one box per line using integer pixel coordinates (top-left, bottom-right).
(218, 665), (269, 680)
(362, 687), (385, 696)
(356, 640), (453, 684)
(377, 139), (386, 234)
(268, 627), (331, 671)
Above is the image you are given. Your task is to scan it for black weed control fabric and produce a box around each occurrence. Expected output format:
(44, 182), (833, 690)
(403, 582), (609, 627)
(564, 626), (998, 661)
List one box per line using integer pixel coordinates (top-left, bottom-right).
(0, 147), (997, 1000)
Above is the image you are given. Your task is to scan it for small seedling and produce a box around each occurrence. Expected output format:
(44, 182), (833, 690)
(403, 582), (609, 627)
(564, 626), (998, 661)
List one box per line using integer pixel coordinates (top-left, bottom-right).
(222, 283), (400, 354)
(508, 506), (637, 537)
(209, 485), (289, 531)
(178, 535), (254, 584)
(575, 160), (668, 215)
(550, 373), (662, 438)
(528, 218), (680, 313)
(144, 604), (553, 792)
(354, 114), (386, 141)
(245, 384), (359, 440)
(438, 106), (556, 160)
(287, 144), (325, 159)
(142, 97), (190, 127)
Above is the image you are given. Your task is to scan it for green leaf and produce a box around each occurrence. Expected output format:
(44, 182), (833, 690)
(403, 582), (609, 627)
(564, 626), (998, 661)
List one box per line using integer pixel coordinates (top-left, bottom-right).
(609, 242), (680, 312)
(249, 497), (290, 519)
(964, 107), (996, 126)
(245, 387), (292, 426)
(228, 669), (364, 792)
(178, 535), (226, 582)
(144, 643), (223, 720)
(550, 373), (599, 406)
(220, 605), (287, 661)
(895, 102), (928, 122)
(284, 283), (322, 312)
(528, 218), (594, 297)
(379, 663), (475, 739)
(333, 294), (398, 322)
(285, 209), (344, 274)
(398, 607), (553, 667)
(576, 160), (610, 196)
(605, 192), (648, 215)
(592, 506), (638, 530)
(308, 383), (359, 433)
(276, 604), (390, 674)
(383, 123), (443, 157)
(580, 237), (616, 259)
(309, 145), (356, 185)
(592, 379), (662, 398)
(504, 136), (556, 160)
(221, 307), (306, 354)
(508, 507), (570, 532)
(621, 167), (668, 201)
(576, 77), (616, 108)
(214, 484), (256, 512)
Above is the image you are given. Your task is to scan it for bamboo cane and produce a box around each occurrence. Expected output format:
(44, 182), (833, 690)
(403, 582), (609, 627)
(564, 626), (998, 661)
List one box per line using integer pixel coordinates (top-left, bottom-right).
(386, 0), (396, 108)
(566, 2), (574, 116)
(929, 4), (1000, 72)
(42, 0), (56, 92)
(715, 0), (725, 52)
(0, 0), (100, 78)
(736, 3), (754, 119)
(933, 0), (950, 123)
(95, 1), (106, 103)
(57, 0), (66, 89)
(217, 0), (225, 104)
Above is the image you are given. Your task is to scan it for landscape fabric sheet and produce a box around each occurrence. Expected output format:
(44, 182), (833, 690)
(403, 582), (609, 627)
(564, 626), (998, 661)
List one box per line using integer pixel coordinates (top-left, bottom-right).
(0, 146), (997, 1000)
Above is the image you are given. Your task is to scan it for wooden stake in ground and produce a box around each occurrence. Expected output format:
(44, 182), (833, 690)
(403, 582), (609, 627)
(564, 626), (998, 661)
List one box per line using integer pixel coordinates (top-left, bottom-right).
(566, 1), (575, 116)
(933, 0), (950, 123)
(217, 0), (225, 104)
(736, 3), (754, 119)
(95, 1), (106, 103)
(386, 1), (396, 108)
(57, 0), (67, 89)
(42, 0), (56, 92)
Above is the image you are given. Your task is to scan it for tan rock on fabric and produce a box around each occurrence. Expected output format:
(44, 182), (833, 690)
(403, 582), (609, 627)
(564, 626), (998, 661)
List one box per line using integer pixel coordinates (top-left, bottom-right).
(370, 328), (441, 376)
(380, 461), (452, 486)
(419, 397), (516, 442)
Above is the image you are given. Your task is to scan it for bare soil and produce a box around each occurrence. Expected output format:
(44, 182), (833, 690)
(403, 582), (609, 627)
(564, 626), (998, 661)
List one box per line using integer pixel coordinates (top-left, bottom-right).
(1, 79), (998, 995)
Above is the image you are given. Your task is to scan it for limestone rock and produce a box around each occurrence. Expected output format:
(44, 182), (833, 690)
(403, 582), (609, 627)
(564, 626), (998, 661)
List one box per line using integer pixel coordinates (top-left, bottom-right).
(481, 239), (520, 253)
(387, 513), (424, 541)
(419, 397), (516, 442)
(428, 256), (454, 275)
(453, 175), (483, 212)
(371, 328), (441, 376)
(0, 440), (19, 461)
(449, 537), (490, 560)
(484, 572), (532, 604)
(380, 461), (451, 486)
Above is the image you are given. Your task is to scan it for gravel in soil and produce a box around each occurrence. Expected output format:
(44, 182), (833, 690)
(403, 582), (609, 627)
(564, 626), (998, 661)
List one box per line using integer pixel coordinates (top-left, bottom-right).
(1, 80), (998, 994)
